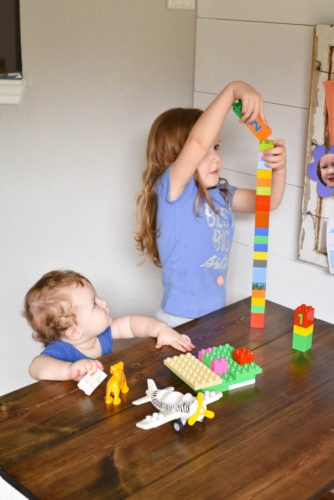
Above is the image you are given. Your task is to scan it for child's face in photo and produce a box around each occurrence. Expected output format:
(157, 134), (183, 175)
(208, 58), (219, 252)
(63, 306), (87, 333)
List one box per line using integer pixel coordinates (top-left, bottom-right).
(319, 153), (334, 188)
(67, 280), (111, 339)
(197, 137), (222, 188)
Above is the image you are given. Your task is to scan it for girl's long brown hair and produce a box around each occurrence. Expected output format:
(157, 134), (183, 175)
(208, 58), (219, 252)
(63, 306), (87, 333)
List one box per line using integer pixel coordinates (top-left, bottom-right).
(135, 108), (230, 267)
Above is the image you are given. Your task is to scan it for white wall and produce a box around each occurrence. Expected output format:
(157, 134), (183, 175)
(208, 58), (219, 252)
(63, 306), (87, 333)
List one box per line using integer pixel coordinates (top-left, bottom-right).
(194, 1), (333, 324)
(0, 0), (195, 395)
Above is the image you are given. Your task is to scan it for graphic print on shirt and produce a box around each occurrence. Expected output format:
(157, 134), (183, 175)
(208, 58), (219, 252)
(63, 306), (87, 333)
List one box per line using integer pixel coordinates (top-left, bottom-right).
(200, 203), (233, 283)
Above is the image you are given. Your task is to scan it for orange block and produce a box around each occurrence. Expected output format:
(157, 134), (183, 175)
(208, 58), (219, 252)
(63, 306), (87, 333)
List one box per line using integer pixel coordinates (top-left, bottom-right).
(252, 289), (266, 299)
(256, 177), (272, 187)
(255, 211), (270, 228)
(323, 80), (334, 146)
(245, 118), (272, 141)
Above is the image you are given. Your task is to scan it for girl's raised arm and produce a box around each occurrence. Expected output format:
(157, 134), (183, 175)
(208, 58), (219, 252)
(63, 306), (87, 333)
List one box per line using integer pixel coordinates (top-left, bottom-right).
(169, 81), (265, 200)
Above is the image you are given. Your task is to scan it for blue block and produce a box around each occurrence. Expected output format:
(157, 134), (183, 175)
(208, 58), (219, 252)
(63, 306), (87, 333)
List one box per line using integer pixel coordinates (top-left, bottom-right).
(253, 243), (268, 252)
(255, 227), (269, 236)
(257, 160), (272, 171)
(252, 267), (267, 283)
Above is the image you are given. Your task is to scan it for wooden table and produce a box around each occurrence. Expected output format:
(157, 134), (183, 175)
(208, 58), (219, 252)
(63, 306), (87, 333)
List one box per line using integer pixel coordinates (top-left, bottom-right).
(1, 298), (334, 500)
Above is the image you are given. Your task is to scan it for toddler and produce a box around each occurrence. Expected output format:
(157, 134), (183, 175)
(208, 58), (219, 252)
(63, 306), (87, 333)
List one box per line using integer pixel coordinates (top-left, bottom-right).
(24, 270), (194, 381)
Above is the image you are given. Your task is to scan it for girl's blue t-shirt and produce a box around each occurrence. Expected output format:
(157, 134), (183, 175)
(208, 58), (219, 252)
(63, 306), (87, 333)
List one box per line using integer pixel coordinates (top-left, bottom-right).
(155, 166), (236, 319)
(40, 326), (113, 362)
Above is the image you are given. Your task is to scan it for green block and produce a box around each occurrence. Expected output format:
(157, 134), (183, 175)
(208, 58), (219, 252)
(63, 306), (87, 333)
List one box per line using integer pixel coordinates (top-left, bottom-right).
(251, 305), (265, 314)
(292, 333), (313, 352)
(256, 186), (271, 196)
(259, 140), (274, 152)
(254, 235), (269, 244)
(232, 100), (243, 118)
(201, 344), (263, 393)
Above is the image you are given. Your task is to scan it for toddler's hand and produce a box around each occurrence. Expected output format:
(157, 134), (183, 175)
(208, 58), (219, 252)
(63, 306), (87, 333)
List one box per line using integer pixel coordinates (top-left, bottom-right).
(262, 139), (286, 170)
(155, 326), (194, 353)
(231, 81), (265, 125)
(68, 359), (104, 381)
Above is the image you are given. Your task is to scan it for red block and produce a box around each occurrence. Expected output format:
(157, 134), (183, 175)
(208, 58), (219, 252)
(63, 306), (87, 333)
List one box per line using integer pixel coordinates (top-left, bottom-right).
(232, 347), (254, 365)
(250, 313), (264, 328)
(294, 304), (314, 328)
(256, 195), (271, 211)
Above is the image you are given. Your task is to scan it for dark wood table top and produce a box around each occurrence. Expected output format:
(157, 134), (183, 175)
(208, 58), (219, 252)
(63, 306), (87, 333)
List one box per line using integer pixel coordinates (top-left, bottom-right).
(1, 298), (334, 500)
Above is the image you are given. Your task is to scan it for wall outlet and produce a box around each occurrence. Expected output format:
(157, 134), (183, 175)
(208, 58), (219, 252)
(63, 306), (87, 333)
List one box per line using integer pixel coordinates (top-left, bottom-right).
(167, 0), (196, 10)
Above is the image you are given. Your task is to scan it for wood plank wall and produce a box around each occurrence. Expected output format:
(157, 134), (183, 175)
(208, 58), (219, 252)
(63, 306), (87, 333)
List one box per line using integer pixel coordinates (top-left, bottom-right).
(194, 0), (334, 322)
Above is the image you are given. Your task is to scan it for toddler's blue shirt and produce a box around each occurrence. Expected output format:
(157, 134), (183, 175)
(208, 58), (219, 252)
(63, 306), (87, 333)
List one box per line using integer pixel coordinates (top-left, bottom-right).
(40, 326), (113, 362)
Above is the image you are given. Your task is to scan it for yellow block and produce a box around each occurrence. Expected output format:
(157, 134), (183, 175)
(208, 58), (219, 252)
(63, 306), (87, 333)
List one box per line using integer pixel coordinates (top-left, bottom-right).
(293, 324), (313, 336)
(251, 297), (266, 306)
(257, 169), (272, 179)
(253, 251), (268, 260)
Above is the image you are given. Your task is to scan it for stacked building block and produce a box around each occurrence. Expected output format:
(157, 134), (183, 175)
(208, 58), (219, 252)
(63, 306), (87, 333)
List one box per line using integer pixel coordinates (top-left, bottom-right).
(233, 100), (273, 329)
(292, 304), (315, 352)
(232, 100), (272, 141)
(250, 140), (274, 328)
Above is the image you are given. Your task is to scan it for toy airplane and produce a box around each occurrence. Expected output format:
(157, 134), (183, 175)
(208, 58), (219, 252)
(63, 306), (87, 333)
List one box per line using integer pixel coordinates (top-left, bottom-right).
(132, 379), (222, 432)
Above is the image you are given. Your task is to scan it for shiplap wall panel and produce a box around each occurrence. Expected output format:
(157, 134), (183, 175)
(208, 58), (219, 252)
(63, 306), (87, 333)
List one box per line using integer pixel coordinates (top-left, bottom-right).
(198, 0), (334, 25)
(228, 240), (332, 324)
(228, 248), (331, 322)
(194, 4), (334, 323)
(195, 19), (313, 108)
(227, 175), (301, 261)
(194, 91), (308, 187)
(267, 253), (331, 322)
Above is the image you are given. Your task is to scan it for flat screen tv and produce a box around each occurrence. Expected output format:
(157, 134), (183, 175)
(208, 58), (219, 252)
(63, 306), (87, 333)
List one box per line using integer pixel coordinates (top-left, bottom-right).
(0, 0), (22, 78)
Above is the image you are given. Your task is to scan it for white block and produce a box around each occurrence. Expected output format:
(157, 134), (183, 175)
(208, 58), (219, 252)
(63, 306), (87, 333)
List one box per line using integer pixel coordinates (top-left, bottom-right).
(77, 369), (107, 396)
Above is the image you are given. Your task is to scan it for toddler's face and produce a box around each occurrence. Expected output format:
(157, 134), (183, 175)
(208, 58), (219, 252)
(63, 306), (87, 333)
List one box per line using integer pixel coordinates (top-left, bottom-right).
(319, 153), (334, 188)
(197, 137), (222, 188)
(67, 281), (111, 339)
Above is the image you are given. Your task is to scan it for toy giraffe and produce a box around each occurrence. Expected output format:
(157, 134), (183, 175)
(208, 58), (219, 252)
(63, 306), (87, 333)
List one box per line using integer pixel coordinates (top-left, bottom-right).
(105, 361), (129, 405)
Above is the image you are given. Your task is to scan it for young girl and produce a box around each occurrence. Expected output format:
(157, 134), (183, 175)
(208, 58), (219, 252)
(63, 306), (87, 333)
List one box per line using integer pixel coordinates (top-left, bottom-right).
(136, 81), (286, 327)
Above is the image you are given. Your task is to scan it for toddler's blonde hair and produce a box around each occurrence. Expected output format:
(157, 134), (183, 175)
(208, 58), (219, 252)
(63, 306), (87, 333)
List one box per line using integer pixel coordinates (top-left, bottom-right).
(23, 270), (90, 346)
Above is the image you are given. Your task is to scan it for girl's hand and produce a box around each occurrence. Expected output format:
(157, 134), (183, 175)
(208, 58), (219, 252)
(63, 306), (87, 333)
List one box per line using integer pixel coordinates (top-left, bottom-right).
(231, 81), (266, 124)
(155, 326), (194, 353)
(262, 139), (286, 170)
(68, 359), (104, 381)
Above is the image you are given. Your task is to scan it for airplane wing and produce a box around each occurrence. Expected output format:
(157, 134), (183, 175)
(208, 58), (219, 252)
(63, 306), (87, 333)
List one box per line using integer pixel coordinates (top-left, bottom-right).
(136, 410), (184, 429)
(132, 379), (175, 406)
(132, 395), (151, 405)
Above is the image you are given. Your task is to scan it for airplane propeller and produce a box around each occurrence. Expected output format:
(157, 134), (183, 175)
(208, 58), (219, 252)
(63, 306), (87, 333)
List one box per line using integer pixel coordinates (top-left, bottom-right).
(187, 391), (215, 426)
